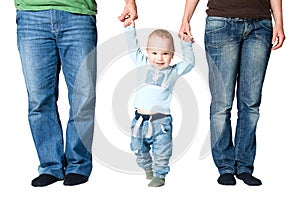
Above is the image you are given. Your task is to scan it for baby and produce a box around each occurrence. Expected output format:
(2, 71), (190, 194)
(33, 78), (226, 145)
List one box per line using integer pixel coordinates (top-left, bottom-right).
(124, 20), (194, 187)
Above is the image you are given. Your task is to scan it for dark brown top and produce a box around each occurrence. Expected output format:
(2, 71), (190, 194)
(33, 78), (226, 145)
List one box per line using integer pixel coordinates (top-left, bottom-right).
(206, 0), (272, 20)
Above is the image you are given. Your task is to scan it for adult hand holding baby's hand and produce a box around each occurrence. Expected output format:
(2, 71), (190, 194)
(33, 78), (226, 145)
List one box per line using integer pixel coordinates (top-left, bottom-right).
(179, 32), (194, 43)
(118, 0), (138, 27)
(123, 18), (135, 28)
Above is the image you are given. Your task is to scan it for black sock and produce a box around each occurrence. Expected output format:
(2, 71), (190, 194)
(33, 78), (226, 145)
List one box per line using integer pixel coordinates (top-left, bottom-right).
(236, 173), (262, 186)
(217, 173), (236, 186)
(31, 174), (61, 187)
(63, 173), (89, 186)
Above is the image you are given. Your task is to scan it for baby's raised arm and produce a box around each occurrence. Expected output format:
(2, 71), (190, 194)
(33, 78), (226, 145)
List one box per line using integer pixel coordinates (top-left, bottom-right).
(124, 24), (149, 67)
(174, 36), (195, 75)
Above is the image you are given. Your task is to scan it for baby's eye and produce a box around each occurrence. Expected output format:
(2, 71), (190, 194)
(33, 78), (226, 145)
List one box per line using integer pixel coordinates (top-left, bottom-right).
(152, 52), (157, 55)
(163, 52), (169, 55)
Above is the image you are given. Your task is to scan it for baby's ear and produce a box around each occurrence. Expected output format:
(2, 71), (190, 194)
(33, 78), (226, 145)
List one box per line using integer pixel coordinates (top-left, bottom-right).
(146, 48), (150, 56)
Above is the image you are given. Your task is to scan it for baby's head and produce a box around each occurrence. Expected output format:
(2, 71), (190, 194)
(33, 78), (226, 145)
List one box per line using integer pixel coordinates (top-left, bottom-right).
(146, 29), (175, 69)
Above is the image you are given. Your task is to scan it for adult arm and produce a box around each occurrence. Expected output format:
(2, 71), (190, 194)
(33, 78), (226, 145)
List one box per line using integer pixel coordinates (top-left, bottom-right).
(179, 0), (200, 40)
(118, 0), (138, 27)
(270, 0), (285, 50)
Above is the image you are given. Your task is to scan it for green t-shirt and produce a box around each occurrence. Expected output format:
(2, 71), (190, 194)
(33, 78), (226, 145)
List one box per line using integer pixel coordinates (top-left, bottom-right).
(15, 0), (97, 15)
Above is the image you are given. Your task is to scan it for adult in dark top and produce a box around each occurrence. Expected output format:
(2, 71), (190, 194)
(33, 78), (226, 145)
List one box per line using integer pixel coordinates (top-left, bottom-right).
(206, 0), (272, 19)
(179, 0), (285, 186)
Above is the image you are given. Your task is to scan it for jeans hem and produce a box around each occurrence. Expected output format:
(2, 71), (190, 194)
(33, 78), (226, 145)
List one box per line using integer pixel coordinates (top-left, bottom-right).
(38, 171), (65, 180)
(219, 169), (236, 175)
(153, 174), (166, 179)
(236, 169), (253, 175)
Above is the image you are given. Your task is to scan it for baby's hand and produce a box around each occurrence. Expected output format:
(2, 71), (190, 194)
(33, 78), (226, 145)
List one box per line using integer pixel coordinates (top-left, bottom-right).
(123, 18), (135, 28)
(179, 32), (194, 43)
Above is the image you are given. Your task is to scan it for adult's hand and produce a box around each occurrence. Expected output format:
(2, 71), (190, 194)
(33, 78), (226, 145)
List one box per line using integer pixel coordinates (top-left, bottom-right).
(118, 0), (138, 27)
(179, 20), (193, 41)
(270, 0), (285, 50)
(272, 24), (285, 50)
(178, 0), (199, 41)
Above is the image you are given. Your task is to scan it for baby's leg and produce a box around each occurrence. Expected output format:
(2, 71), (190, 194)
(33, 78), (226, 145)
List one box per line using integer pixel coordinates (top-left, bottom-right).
(149, 117), (173, 187)
(151, 133), (172, 177)
(130, 116), (153, 179)
(136, 148), (153, 179)
(131, 136), (153, 178)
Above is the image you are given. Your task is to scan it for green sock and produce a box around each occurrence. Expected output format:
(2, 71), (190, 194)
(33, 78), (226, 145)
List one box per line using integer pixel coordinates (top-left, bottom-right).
(145, 170), (153, 180)
(148, 177), (165, 187)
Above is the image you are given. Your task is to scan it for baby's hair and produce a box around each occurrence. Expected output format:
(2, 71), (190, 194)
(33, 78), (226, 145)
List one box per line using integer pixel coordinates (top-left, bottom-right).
(147, 29), (175, 52)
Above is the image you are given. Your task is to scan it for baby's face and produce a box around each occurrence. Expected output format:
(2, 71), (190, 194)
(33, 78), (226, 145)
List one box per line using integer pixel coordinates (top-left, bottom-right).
(147, 36), (174, 70)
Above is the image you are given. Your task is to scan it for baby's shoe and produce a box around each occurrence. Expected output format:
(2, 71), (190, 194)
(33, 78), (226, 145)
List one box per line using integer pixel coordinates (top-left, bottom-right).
(148, 177), (165, 187)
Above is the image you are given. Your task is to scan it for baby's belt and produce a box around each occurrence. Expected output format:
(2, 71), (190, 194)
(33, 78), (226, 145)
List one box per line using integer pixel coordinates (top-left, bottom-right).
(134, 110), (170, 122)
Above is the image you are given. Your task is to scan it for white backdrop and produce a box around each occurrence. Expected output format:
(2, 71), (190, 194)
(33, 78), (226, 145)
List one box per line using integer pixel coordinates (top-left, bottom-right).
(0, 0), (298, 199)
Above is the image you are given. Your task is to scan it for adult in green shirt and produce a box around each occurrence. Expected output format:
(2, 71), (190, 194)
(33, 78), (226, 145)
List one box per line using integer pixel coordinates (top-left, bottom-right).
(16, 0), (138, 187)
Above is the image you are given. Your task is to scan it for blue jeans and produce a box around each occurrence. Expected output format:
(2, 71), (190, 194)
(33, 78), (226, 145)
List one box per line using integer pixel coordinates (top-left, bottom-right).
(130, 112), (173, 178)
(17, 10), (97, 179)
(204, 16), (272, 175)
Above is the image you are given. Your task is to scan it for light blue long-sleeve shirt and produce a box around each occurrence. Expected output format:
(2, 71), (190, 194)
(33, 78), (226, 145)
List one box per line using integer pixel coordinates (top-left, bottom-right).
(125, 26), (195, 114)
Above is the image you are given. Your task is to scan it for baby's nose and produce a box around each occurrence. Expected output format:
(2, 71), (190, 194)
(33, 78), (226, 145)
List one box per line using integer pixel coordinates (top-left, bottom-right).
(157, 54), (163, 60)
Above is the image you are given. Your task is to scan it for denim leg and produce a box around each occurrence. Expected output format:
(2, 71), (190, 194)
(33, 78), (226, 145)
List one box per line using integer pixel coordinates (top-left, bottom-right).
(131, 119), (153, 171)
(205, 17), (273, 175)
(234, 20), (272, 174)
(135, 141), (153, 172)
(152, 116), (173, 178)
(55, 11), (97, 177)
(16, 10), (97, 178)
(17, 10), (65, 179)
(205, 17), (239, 175)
